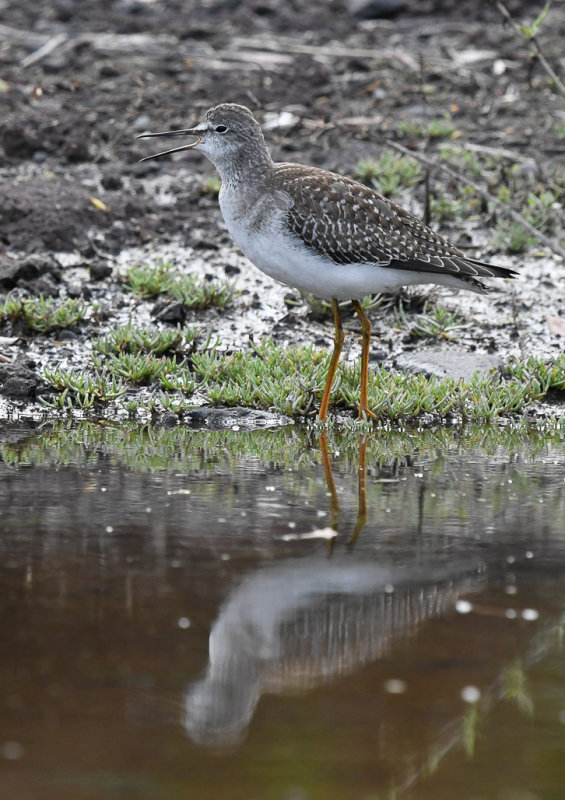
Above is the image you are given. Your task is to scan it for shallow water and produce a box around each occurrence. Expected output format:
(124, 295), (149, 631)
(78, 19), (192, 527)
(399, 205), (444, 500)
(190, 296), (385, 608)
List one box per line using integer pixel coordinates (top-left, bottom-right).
(1, 420), (565, 800)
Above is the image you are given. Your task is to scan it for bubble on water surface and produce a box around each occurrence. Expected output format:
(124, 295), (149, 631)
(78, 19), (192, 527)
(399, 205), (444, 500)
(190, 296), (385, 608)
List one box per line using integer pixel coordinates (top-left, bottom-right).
(384, 679), (407, 694)
(455, 600), (473, 614)
(461, 686), (481, 703)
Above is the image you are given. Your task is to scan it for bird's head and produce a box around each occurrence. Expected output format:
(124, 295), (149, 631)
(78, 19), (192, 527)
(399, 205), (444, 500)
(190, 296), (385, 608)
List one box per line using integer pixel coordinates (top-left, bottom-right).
(137, 103), (269, 174)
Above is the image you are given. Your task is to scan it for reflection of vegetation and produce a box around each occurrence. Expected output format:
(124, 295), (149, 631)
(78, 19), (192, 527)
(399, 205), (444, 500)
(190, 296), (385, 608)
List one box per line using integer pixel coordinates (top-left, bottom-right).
(2, 417), (564, 477)
(0, 420), (308, 472)
(502, 662), (534, 716)
(2, 420), (564, 550)
(462, 703), (480, 759)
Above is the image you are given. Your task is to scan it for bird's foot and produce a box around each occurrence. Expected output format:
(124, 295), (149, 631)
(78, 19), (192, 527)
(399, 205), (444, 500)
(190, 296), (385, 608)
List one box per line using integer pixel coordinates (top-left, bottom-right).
(357, 405), (376, 422)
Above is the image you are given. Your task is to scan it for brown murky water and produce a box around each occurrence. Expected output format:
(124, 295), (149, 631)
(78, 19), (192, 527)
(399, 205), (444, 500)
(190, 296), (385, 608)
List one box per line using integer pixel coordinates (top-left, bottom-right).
(1, 420), (565, 800)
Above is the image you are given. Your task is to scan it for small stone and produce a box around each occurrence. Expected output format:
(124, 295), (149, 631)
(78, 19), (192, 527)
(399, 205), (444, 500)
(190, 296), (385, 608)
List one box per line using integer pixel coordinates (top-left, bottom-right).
(345, 0), (407, 19)
(19, 275), (60, 297)
(64, 140), (90, 163)
(1, 125), (39, 159)
(89, 262), (113, 281)
(132, 114), (152, 132)
(101, 173), (122, 191)
(67, 282), (91, 299)
(42, 55), (68, 74)
(0, 253), (60, 290)
(56, 329), (80, 341)
(153, 299), (186, 324)
(1, 376), (36, 398)
(99, 63), (120, 79)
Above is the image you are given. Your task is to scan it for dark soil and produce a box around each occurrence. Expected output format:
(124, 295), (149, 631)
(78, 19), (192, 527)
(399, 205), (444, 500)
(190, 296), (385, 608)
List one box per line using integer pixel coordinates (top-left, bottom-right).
(1, 0), (564, 419)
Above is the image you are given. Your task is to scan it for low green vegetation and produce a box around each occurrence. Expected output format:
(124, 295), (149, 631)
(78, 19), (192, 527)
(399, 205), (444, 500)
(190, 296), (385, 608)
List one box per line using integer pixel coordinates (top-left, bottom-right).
(192, 341), (328, 416)
(354, 130), (564, 255)
(41, 323), (565, 422)
(0, 295), (87, 332)
(354, 151), (421, 196)
(439, 144), (498, 177)
(159, 362), (197, 394)
(89, 324), (205, 389)
(430, 186), (480, 223)
(493, 221), (539, 254)
(353, 140), (564, 255)
(394, 303), (469, 340)
(518, 1), (550, 39)
(506, 355), (565, 392)
(437, 145), (565, 253)
(200, 175), (221, 197)
(92, 322), (198, 356)
(398, 117), (459, 140)
(42, 322), (208, 410)
(43, 367), (126, 409)
(494, 184), (563, 253)
(106, 352), (179, 385)
(333, 359), (544, 423)
(124, 261), (234, 310)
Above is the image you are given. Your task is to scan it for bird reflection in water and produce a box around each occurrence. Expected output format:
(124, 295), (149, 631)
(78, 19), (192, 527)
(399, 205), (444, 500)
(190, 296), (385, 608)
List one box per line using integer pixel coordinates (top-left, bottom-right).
(318, 430), (368, 545)
(184, 433), (482, 746)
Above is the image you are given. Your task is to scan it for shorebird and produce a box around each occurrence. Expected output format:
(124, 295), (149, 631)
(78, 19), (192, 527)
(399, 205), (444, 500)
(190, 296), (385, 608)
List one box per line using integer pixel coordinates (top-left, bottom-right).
(138, 103), (516, 421)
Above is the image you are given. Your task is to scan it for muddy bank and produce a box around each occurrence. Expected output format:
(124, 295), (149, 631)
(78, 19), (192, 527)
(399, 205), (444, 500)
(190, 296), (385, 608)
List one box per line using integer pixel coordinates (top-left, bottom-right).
(1, 0), (564, 421)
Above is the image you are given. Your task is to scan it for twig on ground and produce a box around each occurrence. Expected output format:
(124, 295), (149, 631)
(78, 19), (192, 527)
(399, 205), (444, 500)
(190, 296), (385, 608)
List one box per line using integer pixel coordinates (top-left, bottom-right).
(496, 1), (565, 96)
(387, 140), (565, 262)
(21, 32), (68, 68)
(0, 23), (47, 46)
(233, 35), (420, 71)
(455, 142), (536, 165)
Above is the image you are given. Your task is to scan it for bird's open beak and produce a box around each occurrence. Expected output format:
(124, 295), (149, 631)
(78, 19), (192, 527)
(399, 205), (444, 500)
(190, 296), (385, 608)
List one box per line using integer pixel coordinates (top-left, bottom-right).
(136, 128), (202, 162)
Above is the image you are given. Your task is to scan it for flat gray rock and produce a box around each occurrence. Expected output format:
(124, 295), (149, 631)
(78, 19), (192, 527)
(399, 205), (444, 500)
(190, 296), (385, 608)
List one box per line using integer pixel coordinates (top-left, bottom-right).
(395, 348), (503, 382)
(184, 407), (293, 430)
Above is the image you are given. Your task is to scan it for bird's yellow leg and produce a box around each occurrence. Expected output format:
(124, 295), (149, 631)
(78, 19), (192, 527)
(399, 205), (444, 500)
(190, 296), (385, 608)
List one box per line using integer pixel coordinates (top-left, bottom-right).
(318, 298), (344, 422)
(352, 300), (376, 421)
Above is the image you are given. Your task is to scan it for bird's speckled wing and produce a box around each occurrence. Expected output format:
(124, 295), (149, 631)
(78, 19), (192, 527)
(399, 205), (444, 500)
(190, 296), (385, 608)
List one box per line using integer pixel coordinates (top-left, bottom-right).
(275, 164), (513, 282)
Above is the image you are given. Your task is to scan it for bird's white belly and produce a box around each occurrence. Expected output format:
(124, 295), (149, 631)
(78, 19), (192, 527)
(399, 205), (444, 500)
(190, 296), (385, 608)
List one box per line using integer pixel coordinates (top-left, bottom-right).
(228, 221), (443, 300)
(219, 189), (454, 300)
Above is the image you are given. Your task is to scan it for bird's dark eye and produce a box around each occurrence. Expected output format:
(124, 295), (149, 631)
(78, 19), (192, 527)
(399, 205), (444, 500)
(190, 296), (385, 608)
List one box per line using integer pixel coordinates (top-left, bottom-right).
(215, 125), (227, 133)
